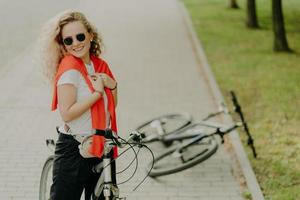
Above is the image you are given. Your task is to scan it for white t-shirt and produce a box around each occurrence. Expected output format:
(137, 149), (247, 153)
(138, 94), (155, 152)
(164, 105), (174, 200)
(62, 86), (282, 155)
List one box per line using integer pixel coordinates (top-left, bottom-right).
(57, 62), (110, 135)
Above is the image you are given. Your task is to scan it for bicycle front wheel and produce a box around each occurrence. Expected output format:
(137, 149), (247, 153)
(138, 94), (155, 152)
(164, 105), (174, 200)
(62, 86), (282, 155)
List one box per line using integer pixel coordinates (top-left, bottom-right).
(39, 155), (54, 200)
(136, 113), (192, 144)
(149, 136), (218, 177)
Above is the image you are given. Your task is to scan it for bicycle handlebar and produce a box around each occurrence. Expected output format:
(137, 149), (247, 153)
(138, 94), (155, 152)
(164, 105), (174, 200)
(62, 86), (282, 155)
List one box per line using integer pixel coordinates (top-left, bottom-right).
(200, 91), (258, 158)
(95, 129), (145, 148)
(230, 91), (257, 158)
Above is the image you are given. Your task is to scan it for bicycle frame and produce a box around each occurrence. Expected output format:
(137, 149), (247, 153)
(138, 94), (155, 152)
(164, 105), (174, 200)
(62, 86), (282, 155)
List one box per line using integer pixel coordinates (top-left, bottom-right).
(167, 122), (240, 147)
(146, 119), (245, 178)
(41, 130), (134, 200)
(92, 139), (123, 200)
(141, 106), (227, 144)
(141, 91), (257, 158)
(91, 129), (146, 200)
(44, 131), (121, 199)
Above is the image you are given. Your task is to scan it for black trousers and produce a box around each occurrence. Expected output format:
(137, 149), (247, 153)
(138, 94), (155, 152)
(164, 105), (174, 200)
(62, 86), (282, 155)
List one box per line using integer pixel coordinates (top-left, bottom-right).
(50, 132), (116, 200)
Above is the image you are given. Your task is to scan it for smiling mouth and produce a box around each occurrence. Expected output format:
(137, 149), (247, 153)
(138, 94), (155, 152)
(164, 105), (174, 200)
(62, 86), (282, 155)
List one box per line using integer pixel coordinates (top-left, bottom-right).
(73, 46), (84, 52)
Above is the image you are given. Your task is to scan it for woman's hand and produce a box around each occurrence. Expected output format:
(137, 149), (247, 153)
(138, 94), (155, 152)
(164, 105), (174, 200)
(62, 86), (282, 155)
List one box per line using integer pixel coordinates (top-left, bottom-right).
(96, 73), (117, 89)
(88, 74), (104, 93)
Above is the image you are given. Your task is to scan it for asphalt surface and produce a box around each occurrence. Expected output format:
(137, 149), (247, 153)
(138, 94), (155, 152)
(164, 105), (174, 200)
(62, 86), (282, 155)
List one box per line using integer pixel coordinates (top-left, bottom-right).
(0, 0), (263, 199)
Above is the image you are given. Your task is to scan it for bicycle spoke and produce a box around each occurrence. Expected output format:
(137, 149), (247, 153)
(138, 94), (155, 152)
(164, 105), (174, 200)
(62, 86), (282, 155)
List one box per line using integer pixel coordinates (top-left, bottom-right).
(149, 136), (218, 177)
(136, 113), (192, 142)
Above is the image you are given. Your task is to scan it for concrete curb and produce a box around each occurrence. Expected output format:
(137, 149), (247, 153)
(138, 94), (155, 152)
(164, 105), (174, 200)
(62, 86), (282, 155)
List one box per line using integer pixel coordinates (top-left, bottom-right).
(177, 1), (265, 199)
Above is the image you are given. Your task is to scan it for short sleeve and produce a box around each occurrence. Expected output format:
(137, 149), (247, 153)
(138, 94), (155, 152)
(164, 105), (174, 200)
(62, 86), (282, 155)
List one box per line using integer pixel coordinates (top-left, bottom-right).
(57, 69), (80, 87)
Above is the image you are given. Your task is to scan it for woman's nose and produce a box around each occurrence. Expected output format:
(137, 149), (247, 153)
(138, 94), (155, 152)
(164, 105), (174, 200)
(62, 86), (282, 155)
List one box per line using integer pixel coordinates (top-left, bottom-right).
(72, 38), (80, 46)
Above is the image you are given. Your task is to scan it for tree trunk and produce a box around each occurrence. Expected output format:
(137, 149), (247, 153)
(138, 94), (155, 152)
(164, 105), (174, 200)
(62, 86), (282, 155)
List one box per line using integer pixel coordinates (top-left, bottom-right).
(229, 0), (239, 9)
(272, 0), (292, 52)
(246, 0), (259, 28)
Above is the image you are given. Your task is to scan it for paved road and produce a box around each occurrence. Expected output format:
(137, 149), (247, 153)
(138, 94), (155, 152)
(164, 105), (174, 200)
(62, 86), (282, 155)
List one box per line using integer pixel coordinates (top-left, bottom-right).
(0, 0), (76, 70)
(0, 0), (249, 199)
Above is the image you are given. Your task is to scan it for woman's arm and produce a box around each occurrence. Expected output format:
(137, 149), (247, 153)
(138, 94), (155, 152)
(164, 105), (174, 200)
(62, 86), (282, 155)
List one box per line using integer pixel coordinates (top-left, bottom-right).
(97, 73), (118, 108)
(57, 75), (104, 122)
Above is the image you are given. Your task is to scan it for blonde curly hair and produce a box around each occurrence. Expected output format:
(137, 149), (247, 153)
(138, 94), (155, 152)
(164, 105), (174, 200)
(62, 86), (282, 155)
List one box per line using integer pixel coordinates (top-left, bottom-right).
(38, 10), (104, 83)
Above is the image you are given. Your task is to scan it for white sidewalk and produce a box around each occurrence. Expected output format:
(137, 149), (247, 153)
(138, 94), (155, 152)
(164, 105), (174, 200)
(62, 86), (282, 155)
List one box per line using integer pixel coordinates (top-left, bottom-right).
(0, 0), (260, 199)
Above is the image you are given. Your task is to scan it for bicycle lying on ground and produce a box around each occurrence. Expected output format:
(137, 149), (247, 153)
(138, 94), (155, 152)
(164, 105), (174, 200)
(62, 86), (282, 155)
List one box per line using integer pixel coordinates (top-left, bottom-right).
(39, 129), (152, 200)
(135, 91), (257, 177)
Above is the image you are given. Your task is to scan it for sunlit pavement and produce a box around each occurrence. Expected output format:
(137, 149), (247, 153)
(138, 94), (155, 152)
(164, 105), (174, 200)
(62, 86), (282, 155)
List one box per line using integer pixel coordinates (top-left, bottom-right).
(0, 0), (252, 199)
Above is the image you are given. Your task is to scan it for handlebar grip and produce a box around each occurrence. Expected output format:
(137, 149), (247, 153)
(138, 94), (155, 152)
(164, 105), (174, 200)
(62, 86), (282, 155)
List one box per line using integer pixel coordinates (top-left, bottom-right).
(95, 129), (117, 139)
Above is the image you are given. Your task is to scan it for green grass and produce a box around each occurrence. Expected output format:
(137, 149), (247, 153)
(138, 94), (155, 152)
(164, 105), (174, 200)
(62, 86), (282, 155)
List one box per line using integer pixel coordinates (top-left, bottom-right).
(181, 0), (300, 199)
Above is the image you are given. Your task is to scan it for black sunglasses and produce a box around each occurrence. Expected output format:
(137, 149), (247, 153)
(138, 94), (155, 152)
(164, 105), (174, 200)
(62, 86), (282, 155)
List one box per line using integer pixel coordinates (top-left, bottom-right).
(63, 33), (86, 46)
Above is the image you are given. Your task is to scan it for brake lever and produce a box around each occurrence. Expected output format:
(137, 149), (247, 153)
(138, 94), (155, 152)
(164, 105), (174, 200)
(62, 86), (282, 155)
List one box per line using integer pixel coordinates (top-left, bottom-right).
(129, 131), (145, 147)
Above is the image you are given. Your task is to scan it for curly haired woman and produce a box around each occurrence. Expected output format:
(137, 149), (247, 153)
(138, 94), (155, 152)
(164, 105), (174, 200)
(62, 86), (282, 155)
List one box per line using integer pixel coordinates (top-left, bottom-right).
(39, 10), (118, 200)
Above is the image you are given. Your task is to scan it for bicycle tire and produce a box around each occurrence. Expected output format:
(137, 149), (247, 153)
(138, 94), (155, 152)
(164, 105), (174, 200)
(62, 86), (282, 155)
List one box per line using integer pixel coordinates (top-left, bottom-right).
(136, 113), (192, 145)
(39, 156), (108, 200)
(149, 136), (218, 177)
(39, 155), (54, 200)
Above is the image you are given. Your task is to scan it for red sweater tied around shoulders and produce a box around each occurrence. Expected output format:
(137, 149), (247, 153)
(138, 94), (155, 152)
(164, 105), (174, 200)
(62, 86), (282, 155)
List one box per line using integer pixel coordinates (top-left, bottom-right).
(51, 54), (118, 158)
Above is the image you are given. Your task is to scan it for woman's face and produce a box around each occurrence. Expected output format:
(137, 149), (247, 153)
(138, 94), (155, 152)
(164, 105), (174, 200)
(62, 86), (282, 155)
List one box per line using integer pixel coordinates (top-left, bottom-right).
(61, 21), (93, 61)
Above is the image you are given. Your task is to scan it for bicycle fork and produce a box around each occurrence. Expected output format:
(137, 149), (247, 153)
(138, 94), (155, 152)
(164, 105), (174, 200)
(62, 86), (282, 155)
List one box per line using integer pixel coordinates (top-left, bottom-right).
(103, 157), (114, 200)
(93, 141), (126, 200)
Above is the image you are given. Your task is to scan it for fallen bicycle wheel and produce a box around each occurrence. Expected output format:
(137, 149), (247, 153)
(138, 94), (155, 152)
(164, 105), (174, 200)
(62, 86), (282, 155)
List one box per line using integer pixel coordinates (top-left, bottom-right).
(149, 135), (218, 177)
(39, 155), (54, 200)
(136, 113), (192, 145)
